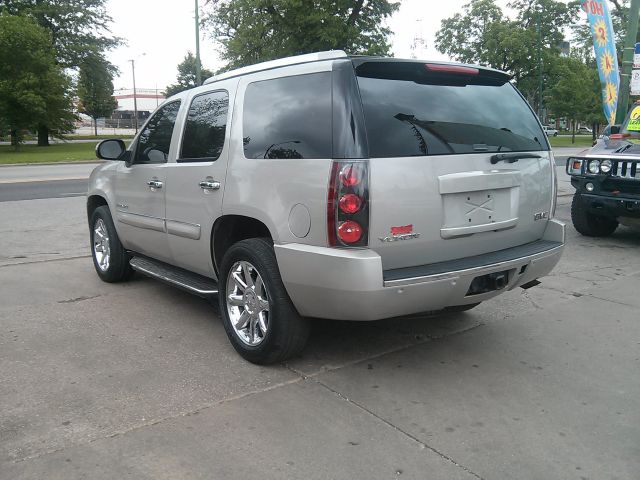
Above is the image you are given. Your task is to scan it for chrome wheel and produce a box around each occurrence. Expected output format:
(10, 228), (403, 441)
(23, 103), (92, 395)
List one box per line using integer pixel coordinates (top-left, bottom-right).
(93, 218), (111, 272)
(226, 260), (270, 346)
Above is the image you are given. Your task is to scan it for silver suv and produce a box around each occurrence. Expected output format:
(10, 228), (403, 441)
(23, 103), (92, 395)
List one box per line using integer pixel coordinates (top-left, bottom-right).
(88, 51), (565, 364)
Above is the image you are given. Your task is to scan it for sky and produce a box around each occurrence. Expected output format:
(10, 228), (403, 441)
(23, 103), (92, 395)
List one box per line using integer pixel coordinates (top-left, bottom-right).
(104, 0), (528, 91)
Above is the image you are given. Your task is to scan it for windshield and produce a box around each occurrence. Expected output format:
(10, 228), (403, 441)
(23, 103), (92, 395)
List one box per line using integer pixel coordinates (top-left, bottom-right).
(355, 61), (548, 158)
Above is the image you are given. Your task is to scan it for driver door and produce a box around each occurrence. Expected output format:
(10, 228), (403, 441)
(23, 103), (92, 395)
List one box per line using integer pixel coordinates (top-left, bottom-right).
(114, 100), (181, 263)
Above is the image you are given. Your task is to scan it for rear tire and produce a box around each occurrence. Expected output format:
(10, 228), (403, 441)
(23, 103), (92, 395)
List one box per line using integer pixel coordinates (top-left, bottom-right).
(90, 205), (132, 282)
(218, 238), (310, 364)
(571, 193), (618, 237)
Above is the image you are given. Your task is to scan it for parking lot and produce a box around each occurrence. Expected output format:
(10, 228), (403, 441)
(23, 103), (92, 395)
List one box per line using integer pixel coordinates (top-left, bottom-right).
(1, 166), (639, 479)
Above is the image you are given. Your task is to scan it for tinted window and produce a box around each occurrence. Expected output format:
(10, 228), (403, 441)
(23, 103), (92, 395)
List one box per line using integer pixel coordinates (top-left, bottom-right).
(356, 62), (547, 158)
(135, 101), (181, 164)
(243, 73), (332, 159)
(181, 91), (229, 161)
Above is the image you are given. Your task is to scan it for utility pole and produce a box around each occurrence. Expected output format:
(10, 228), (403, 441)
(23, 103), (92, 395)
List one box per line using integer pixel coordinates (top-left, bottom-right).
(537, 5), (544, 122)
(616, 0), (640, 124)
(129, 59), (139, 134)
(195, 0), (202, 86)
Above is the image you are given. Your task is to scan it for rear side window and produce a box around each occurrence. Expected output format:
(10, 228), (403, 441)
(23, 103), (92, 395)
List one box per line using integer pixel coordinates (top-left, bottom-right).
(243, 72), (332, 159)
(181, 90), (229, 161)
(356, 62), (547, 158)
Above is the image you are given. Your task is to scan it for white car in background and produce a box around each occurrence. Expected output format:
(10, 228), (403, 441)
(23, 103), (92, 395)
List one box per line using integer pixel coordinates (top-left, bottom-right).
(542, 125), (558, 136)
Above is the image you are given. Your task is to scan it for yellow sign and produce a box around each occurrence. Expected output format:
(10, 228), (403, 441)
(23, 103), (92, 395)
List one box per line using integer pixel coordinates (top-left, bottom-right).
(628, 106), (640, 131)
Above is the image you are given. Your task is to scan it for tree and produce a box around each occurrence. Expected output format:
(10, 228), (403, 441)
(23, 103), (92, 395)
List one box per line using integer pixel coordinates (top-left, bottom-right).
(547, 57), (600, 143)
(435, 0), (579, 110)
(77, 55), (118, 136)
(0, 14), (75, 149)
(0, 0), (120, 145)
(165, 52), (215, 97)
(202, 0), (400, 70)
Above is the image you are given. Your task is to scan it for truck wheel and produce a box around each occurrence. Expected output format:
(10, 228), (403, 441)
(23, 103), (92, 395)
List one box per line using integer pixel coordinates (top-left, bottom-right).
(90, 205), (132, 282)
(571, 193), (618, 237)
(219, 238), (310, 364)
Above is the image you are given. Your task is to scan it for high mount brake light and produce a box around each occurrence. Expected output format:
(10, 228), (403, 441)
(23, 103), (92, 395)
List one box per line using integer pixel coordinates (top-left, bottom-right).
(424, 64), (479, 75)
(327, 161), (369, 247)
(609, 133), (629, 140)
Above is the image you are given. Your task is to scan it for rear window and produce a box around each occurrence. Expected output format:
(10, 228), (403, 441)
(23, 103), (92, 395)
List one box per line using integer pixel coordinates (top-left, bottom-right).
(242, 72), (332, 159)
(355, 62), (547, 158)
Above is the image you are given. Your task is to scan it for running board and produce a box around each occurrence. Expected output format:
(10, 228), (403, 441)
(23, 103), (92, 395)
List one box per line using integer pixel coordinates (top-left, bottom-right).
(129, 256), (218, 297)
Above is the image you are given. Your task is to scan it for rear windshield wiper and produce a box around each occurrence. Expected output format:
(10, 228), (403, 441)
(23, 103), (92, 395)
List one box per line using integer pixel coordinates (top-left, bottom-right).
(490, 152), (541, 164)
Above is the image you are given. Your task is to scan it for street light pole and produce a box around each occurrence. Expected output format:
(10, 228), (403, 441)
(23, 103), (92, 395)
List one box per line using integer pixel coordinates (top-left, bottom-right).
(537, 5), (544, 122)
(195, 0), (202, 86)
(129, 59), (139, 134)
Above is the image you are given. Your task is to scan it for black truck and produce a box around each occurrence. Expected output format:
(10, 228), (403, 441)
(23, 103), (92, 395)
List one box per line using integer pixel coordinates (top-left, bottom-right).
(566, 104), (640, 236)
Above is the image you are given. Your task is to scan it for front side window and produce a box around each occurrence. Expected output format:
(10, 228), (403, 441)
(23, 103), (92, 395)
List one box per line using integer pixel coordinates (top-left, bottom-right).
(180, 91), (229, 161)
(243, 72), (332, 159)
(355, 62), (547, 158)
(134, 101), (181, 164)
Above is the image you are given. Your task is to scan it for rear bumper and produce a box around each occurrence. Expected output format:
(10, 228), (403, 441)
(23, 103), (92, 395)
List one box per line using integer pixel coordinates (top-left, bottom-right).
(275, 219), (565, 321)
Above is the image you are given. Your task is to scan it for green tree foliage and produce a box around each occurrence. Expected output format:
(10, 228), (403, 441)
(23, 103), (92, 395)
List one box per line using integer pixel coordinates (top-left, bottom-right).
(547, 57), (601, 143)
(435, 0), (579, 109)
(202, 0), (400, 70)
(165, 52), (215, 97)
(77, 55), (119, 136)
(0, 14), (75, 149)
(0, 0), (119, 145)
(0, 0), (119, 68)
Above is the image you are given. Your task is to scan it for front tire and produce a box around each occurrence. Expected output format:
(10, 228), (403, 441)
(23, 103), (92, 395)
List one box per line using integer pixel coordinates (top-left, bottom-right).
(90, 205), (132, 282)
(218, 238), (310, 364)
(571, 193), (618, 237)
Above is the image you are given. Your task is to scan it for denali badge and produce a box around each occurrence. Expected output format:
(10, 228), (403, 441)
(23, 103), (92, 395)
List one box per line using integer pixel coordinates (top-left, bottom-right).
(533, 211), (549, 221)
(379, 224), (421, 242)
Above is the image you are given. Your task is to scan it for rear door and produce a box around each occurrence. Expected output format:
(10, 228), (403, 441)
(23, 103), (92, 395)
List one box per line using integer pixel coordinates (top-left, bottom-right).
(164, 83), (235, 278)
(355, 60), (553, 270)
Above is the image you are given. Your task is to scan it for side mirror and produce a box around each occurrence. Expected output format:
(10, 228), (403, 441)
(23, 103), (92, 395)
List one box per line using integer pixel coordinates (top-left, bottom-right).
(610, 125), (621, 135)
(96, 139), (126, 160)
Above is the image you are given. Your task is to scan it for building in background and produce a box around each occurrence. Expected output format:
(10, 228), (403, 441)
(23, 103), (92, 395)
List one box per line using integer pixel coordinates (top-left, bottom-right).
(106, 88), (165, 128)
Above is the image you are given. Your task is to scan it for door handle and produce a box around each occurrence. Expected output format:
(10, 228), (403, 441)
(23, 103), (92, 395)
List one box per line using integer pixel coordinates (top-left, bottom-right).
(199, 180), (221, 190)
(147, 180), (163, 189)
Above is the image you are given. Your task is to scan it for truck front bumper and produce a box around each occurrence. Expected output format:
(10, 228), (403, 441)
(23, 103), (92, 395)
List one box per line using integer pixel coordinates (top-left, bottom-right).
(275, 219), (565, 321)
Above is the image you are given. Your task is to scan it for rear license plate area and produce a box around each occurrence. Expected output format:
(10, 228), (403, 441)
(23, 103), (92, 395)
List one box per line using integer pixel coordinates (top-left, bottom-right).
(467, 270), (510, 296)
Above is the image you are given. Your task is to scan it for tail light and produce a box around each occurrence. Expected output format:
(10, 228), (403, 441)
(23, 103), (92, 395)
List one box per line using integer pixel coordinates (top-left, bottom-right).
(327, 161), (369, 247)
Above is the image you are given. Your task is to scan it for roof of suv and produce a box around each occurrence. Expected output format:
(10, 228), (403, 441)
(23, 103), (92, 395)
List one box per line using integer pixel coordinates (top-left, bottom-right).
(203, 50), (511, 85)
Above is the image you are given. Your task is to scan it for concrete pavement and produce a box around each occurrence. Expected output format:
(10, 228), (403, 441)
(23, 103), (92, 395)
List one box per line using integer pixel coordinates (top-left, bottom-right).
(1, 186), (639, 478)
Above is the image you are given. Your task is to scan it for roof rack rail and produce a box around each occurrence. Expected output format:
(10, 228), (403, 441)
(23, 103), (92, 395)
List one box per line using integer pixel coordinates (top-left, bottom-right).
(203, 50), (348, 85)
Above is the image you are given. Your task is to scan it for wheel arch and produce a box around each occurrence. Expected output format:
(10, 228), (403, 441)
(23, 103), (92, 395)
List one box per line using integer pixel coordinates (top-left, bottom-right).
(87, 195), (108, 224)
(211, 215), (273, 276)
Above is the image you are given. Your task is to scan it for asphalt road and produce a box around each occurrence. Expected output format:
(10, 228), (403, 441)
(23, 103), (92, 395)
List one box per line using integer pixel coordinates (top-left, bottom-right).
(0, 179), (87, 202)
(1, 166), (639, 479)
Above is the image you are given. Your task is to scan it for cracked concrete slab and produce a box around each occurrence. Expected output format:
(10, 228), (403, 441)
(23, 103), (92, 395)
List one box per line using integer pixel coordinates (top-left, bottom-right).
(314, 293), (640, 480)
(0, 197), (88, 266)
(2, 174), (640, 479)
(2, 381), (478, 480)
